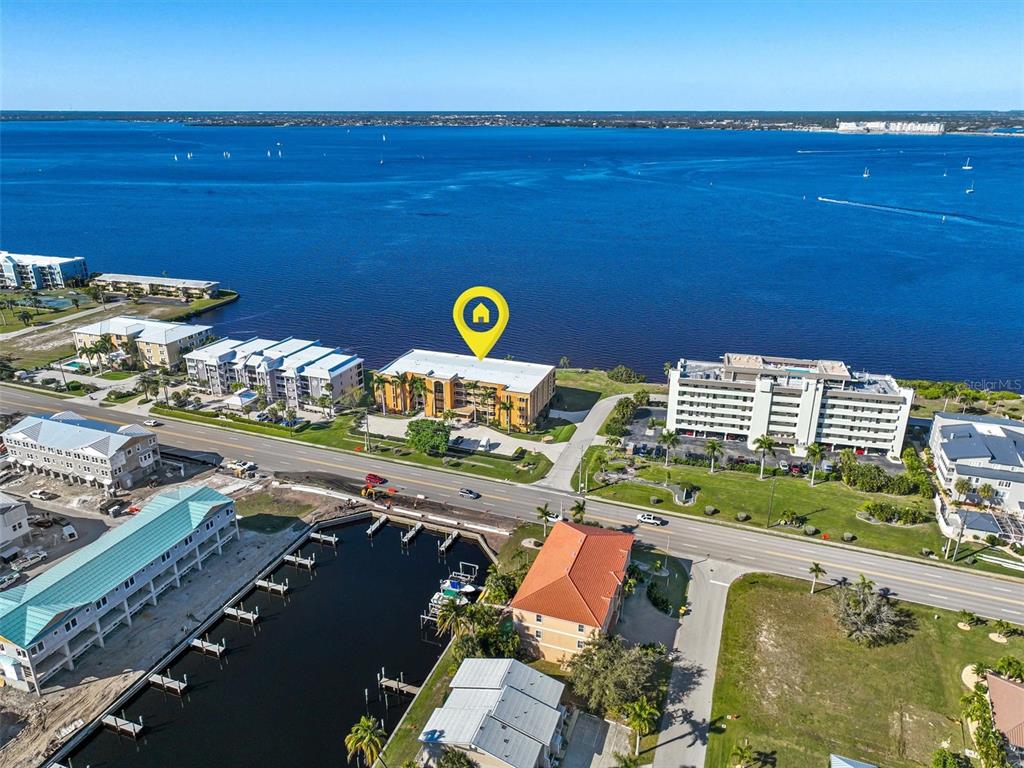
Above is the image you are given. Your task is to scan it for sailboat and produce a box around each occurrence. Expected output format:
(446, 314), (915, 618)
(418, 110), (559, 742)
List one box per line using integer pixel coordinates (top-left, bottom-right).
(223, 151), (231, 159)
(962, 157), (973, 170)
(965, 181), (975, 195)
(862, 167), (870, 178)
(382, 133), (387, 142)
(267, 150), (272, 158)
(186, 152), (193, 160)
(942, 169), (947, 177)
(173, 154), (178, 162)
(277, 150), (282, 158)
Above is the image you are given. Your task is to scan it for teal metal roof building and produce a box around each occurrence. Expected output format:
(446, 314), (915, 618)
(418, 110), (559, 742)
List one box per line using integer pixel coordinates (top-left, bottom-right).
(0, 486), (233, 649)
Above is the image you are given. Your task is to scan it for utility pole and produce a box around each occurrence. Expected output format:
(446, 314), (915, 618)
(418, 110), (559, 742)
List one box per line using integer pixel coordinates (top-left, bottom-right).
(765, 476), (777, 528)
(951, 515), (967, 561)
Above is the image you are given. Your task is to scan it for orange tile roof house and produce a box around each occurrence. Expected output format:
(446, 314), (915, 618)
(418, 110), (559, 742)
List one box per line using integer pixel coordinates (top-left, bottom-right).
(510, 522), (633, 662)
(987, 672), (1024, 753)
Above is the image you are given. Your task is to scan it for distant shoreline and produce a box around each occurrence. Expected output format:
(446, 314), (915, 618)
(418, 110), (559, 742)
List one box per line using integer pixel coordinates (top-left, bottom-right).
(2, 110), (1021, 134)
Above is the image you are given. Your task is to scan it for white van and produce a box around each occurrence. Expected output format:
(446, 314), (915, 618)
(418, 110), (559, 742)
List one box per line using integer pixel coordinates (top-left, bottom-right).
(62, 525), (79, 542)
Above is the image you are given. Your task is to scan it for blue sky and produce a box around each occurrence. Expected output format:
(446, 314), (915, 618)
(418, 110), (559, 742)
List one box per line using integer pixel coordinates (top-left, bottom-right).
(2, 1), (1020, 110)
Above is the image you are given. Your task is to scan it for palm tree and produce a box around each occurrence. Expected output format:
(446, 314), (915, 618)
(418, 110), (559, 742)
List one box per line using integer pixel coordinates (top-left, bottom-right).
(71, 297), (80, 311)
(622, 695), (659, 756)
(753, 434), (776, 480)
(805, 443), (824, 487)
(953, 477), (973, 503)
(705, 438), (722, 474)
(345, 715), (388, 767)
(16, 310), (32, 326)
(442, 409), (458, 426)
(370, 372), (389, 415)
(606, 436), (621, 452)
(435, 597), (469, 637)
(571, 499), (586, 524)
(559, 356), (570, 369)
(659, 430), (680, 467)
(808, 562), (826, 594)
(730, 740), (756, 768)
(409, 376), (427, 411)
(992, 619), (1013, 641)
(285, 407), (297, 433)
(536, 502), (552, 536)
(977, 483), (996, 506)
(242, 404), (253, 420)
(499, 400), (513, 433)
(663, 361), (672, 379)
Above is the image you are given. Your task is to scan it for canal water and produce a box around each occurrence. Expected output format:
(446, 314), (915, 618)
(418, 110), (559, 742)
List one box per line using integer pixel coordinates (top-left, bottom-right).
(67, 521), (491, 767)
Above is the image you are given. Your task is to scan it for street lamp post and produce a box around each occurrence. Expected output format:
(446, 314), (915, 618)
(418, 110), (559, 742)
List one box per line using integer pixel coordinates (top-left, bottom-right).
(765, 476), (777, 528)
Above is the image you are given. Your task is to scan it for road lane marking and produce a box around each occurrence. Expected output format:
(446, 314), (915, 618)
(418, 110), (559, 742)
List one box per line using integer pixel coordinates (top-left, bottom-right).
(764, 548), (1023, 607)
(709, 580), (732, 587)
(927, 593), (949, 600)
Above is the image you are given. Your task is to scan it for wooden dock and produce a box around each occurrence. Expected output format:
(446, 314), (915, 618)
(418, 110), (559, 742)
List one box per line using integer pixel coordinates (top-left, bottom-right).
(190, 637), (226, 658)
(224, 604), (260, 624)
(438, 530), (459, 554)
(367, 514), (388, 536)
(256, 577), (289, 595)
(310, 530), (339, 546)
(284, 551), (316, 570)
(401, 522), (424, 545)
(378, 670), (421, 696)
(102, 713), (144, 738)
(149, 672), (189, 695)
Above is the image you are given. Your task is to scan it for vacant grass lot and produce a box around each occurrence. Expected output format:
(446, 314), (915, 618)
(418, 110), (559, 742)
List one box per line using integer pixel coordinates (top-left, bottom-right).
(235, 492), (312, 533)
(707, 574), (1024, 768)
(552, 368), (666, 411)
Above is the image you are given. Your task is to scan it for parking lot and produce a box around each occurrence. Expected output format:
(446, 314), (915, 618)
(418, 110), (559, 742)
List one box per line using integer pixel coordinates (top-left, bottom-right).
(621, 410), (904, 474)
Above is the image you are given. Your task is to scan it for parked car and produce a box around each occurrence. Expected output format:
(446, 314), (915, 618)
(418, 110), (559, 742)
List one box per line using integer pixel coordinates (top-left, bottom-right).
(0, 572), (21, 591)
(364, 473), (386, 486)
(545, 512), (564, 523)
(29, 517), (53, 529)
(29, 490), (58, 501)
(821, 461), (834, 473)
(778, 460), (790, 471)
(457, 488), (481, 499)
(789, 465), (803, 476)
(636, 512), (666, 526)
(450, 436), (464, 446)
(142, 419), (162, 427)
(11, 551), (47, 571)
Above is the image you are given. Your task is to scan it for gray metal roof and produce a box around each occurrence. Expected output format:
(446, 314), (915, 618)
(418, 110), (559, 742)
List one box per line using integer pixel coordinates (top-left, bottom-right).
(2, 412), (154, 458)
(954, 463), (1024, 484)
(444, 686), (562, 745)
(830, 756), (878, 768)
(449, 658), (564, 709)
(473, 716), (544, 768)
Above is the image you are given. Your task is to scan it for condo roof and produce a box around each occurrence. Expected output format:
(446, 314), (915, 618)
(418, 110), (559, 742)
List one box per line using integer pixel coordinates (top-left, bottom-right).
(723, 353), (852, 380)
(450, 658), (564, 709)
(510, 522), (633, 627)
(94, 273), (219, 290)
(74, 316), (211, 345)
(0, 486), (232, 647)
(185, 337), (278, 365)
(0, 250), (86, 266)
(379, 349), (554, 393)
(935, 414), (1024, 470)
(2, 411), (154, 458)
(302, 352), (362, 379)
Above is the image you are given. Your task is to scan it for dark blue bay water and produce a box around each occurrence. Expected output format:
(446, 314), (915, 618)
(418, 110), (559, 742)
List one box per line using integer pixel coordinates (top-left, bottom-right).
(1, 121), (1022, 386)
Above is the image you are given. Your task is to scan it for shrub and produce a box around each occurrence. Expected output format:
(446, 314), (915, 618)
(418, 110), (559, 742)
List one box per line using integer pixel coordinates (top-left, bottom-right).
(803, 525), (819, 536)
(862, 501), (931, 525)
(646, 582), (671, 614)
(921, 548), (934, 557)
(607, 365), (646, 384)
(649, 496), (661, 505)
(704, 505), (718, 516)
(842, 532), (856, 542)
(985, 534), (1001, 547)
(40, 377), (57, 386)
(735, 512), (751, 522)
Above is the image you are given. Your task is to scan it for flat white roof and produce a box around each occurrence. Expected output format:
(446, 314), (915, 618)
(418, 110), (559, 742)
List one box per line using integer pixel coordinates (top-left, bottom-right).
(95, 273), (219, 290)
(380, 349), (554, 394)
(0, 250), (86, 266)
(185, 336), (362, 379)
(303, 352), (362, 379)
(74, 316), (211, 345)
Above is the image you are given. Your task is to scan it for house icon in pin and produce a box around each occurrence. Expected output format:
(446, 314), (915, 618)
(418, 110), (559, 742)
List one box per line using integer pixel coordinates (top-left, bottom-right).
(471, 302), (491, 325)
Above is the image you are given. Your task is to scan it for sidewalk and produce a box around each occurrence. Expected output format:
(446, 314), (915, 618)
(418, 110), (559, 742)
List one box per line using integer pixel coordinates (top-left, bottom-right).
(537, 394), (628, 492)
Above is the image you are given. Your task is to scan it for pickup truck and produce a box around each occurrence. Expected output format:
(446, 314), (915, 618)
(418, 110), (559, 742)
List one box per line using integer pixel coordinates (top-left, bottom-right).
(11, 551), (47, 572)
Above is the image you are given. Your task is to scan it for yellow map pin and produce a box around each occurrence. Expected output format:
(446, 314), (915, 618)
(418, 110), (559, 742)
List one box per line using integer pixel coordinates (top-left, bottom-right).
(452, 286), (509, 360)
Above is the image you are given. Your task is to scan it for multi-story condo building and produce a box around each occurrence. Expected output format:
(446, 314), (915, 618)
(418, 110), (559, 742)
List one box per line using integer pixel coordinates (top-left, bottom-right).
(419, 658), (567, 768)
(377, 349), (556, 432)
(1, 411), (160, 492)
(73, 315), (213, 370)
(184, 336), (364, 409)
(666, 353), (913, 459)
(0, 251), (89, 290)
(0, 486), (237, 694)
(0, 493), (30, 554)
(91, 273), (220, 300)
(929, 413), (1024, 516)
(510, 522), (633, 662)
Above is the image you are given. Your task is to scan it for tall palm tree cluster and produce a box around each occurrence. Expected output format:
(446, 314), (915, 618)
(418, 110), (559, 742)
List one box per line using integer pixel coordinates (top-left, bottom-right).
(833, 574), (913, 647)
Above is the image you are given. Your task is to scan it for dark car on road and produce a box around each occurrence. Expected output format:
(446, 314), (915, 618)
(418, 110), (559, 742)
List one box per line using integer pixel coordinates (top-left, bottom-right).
(364, 473), (387, 486)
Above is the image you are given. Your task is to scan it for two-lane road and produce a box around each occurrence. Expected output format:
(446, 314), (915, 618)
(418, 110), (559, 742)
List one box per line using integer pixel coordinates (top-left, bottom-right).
(3, 385), (1022, 622)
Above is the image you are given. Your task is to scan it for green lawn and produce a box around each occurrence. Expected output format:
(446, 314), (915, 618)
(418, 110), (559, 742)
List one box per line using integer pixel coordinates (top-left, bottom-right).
(152, 407), (554, 483)
(381, 641), (458, 766)
(0, 381), (75, 399)
(706, 574), (1024, 768)
(578, 447), (1018, 576)
(552, 368), (666, 412)
(103, 389), (141, 404)
(515, 418), (577, 443)
(235, 492), (313, 533)
(97, 370), (136, 381)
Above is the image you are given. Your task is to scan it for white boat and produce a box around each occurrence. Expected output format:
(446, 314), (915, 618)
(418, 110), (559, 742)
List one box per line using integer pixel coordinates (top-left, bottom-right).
(173, 154), (178, 162)
(186, 152), (193, 160)
(942, 169), (947, 177)
(430, 590), (468, 607)
(962, 157), (973, 170)
(965, 181), (975, 194)
(440, 578), (477, 595)
(862, 167), (870, 178)
(278, 150), (282, 158)
(382, 133), (387, 142)
(267, 150), (271, 158)
(223, 151), (231, 159)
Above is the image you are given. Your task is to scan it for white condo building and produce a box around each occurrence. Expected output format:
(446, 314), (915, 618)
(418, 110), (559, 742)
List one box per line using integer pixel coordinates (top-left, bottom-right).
(667, 353), (913, 459)
(184, 337), (364, 409)
(929, 413), (1024, 517)
(0, 251), (90, 290)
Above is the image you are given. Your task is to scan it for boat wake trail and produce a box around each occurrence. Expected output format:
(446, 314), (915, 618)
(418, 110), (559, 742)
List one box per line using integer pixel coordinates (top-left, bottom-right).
(815, 196), (1020, 230)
